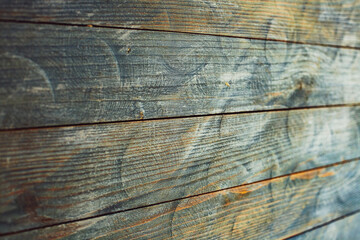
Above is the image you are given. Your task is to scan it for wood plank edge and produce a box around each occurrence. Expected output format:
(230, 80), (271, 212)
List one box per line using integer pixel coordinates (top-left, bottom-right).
(285, 210), (360, 239)
(0, 19), (359, 50)
(1, 103), (360, 132)
(1, 157), (359, 238)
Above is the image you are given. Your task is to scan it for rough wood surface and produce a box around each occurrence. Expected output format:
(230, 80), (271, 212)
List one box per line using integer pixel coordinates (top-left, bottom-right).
(1, 106), (359, 234)
(3, 161), (360, 239)
(0, 0), (359, 47)
(1, 22), (360, 129)
(290, 212), (360, 240)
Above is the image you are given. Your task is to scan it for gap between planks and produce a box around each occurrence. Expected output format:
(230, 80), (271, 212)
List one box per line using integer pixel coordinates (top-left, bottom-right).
(1, 102), (360, 132)
(0, 19), (360, 51)
(283, 209), (360, 239)
(1, 157), (359, 237)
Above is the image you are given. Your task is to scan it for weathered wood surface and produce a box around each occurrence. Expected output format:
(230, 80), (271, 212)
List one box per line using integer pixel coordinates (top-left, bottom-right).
(1, 23), (360, 129)
(1, 106), (359, 234)
(290, 212), (360, 240)
(0, 0), (359, 47)
(3, 161), (360, 239)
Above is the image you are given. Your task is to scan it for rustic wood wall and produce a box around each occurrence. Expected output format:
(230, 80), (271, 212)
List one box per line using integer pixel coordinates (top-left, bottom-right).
(0, 0), (359, 239)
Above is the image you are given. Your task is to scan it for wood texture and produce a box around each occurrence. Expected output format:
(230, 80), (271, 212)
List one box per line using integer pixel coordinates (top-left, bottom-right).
(290, 212), (360, 240)
(1, 22), (360, 129)
(0, 0), (359, 47)
(3, 161), (360, 239)
(1, 106), (359, 234)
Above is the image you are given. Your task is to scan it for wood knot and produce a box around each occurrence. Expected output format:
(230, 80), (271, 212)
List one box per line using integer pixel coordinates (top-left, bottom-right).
(15, 190), (39, 213)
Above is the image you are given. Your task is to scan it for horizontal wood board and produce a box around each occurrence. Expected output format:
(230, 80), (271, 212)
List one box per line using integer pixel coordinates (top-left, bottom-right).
(3, 161), (360, 239)
(290, 212), (360, 240)
(1, 106), (359, 234)
(1, 22), (360, 129)
(0, 0), (359, 47)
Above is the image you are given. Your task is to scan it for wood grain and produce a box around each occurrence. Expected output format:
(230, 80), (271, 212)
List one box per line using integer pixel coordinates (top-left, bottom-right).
(1, 22), (360, 129)
(1, 106), (359, 234)
(3, 161), (360, 239)
(290, 212), (360, 240)
(0, 0), (359, 47)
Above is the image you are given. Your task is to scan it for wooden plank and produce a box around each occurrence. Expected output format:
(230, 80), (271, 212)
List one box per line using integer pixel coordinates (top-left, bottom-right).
(0, 0), (359, 47)
(1, 23), (360, 129)
(290, 212), (360, 240)
(3, 161), (360, 239)
(1, 106), (359, 234)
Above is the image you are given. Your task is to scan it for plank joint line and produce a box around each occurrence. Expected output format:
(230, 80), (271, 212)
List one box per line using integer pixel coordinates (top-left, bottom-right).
(1, 103), (360, 132)
(1, 19), (360, 51)
(1, 157), (360, 237)
(283, 209), (360, 240)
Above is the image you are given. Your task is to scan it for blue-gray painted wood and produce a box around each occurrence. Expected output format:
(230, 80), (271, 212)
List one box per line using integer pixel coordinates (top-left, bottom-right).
(1, 106), (359, 234)
(2, 161), (360, 239)
(290, 212), (360, 240)
(0, 0), (359, 47)
(1, 22), (360, 129)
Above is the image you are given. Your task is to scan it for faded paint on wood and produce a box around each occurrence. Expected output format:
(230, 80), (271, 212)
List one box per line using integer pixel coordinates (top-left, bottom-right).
(3, 161), (360, 239)
(1, 106), (359, 234)
(290, 212), (360, 240)
(0, 0), (359, 47)
(1, 22), (360, 129)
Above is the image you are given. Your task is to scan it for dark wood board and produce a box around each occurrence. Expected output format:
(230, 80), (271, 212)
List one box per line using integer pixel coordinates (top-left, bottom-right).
(3, 161), (360, 239)
(1, 22), (360, 129)
(1, 106), (360, 234)
(0, 0), (359, 47)
(290, 212), (360, 240)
